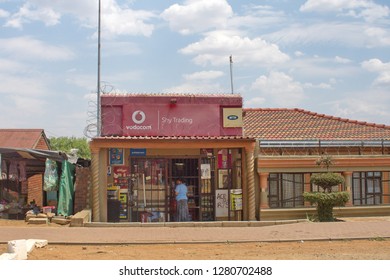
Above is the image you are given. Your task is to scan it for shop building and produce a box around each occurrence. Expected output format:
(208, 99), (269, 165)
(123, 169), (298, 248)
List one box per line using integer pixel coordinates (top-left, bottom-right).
(0, 129), (51, 211)
(244, 108), (390, 220)
(0, 129), (91, 220)
(90, 94), (256, 223)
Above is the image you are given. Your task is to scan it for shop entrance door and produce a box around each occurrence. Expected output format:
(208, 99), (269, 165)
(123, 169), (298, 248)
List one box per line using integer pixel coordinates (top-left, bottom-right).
(129, 156), (216, 222)
(169, 157), (215, 222)
(129, 158), (168, 222)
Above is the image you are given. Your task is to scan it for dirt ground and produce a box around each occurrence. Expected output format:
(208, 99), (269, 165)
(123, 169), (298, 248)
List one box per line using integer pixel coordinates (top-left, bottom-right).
(22, 239), (390, 260)
(1, 219), (390, 260)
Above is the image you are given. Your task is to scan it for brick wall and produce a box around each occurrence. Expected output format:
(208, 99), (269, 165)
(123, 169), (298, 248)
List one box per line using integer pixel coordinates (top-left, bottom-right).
(34, 133), (50, 150)
(26, 133), (49, 207)
(73, 166), (91, 213)
(28, 174), (43, 207)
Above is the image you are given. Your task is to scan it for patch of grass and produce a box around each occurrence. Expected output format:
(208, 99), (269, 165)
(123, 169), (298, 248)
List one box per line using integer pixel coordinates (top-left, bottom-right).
(305, 213), (318, 222)
(369, 237), (386, 241)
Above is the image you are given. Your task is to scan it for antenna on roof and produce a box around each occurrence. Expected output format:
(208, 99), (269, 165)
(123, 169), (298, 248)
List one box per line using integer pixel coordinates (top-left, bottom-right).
(230, 55), (234, 94)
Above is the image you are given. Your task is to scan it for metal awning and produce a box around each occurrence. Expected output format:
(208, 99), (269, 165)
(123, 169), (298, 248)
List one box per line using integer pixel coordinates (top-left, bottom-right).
(0, 147), (67, 177)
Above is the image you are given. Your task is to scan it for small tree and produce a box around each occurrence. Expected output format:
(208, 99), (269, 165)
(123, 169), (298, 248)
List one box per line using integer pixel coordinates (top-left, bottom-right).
(303, 155), (349, 222)
(49, 137), (91, 159)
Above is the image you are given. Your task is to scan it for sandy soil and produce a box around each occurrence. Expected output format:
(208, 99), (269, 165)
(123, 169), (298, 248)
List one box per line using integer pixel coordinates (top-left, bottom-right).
(23, 239), (390, 260)
(1, 218), (390, 260)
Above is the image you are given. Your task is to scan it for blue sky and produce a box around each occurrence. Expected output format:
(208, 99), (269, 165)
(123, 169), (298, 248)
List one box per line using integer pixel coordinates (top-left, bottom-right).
(0, 0), (390, 138)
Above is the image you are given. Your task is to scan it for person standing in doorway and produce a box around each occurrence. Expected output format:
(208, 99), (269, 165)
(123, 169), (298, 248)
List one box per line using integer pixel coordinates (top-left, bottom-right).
(175, 178), (189, 222)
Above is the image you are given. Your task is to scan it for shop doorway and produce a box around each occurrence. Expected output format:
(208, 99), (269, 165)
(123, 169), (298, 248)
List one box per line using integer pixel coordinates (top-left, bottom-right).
(128, 157), (215, 222)
(169, 157), (216, 222)
(128, 158), (168, 222)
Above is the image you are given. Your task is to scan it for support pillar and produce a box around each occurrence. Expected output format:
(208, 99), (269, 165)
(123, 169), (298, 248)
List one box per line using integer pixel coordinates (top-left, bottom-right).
(343, 171), (353, 206)
(259, 172), (270, 209)
(91, 147), (101, 222)
(245, 142), (256, 221)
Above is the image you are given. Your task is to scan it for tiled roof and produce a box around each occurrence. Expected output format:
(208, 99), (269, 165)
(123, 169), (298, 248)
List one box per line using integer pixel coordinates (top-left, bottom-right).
(0, 129), (47, 148)
(94, 135), (253, 141)
(243, 108), (390, 140)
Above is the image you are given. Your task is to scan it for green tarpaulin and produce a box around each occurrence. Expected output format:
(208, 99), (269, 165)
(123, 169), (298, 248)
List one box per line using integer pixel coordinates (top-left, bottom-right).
(57, 160), (75, 217)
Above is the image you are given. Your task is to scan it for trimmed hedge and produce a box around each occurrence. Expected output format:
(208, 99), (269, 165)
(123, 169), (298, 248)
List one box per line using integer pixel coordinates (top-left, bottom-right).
(310, 173), (345, 192)
(303, 191), (349, 222)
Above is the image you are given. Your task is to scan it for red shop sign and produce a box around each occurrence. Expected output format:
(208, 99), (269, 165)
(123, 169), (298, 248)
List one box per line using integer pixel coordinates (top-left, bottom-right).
(122, 103), (221, 136)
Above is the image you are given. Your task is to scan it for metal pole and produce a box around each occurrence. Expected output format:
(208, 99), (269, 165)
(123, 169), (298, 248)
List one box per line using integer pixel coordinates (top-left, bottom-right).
(230, 55), (234, 94)
(97, 0), (101, 136)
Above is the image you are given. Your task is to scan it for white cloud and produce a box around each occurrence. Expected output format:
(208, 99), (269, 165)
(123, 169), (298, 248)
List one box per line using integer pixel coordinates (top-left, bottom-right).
(66, 73), (96, 92)
(12, 96), (47, 115)
(101, 4), (155, 38)
(102, 41), (141, 57)
(4, 0), (155, 37)
(335, 56), (352, 64)
(161, 0), (233, 35)
(361, 58), (389, 71)
(164, 82), (225, 93)
(0, 72), (49, 123)
(361, 58), (390, 85)
(303, 82), (332, 89)
(264, 22), (390, 48)
(0, 36), (75, 61)
(331, 90), (390, 125)
(300, 0), (390, 22)
(0, 8), (9, 18)
(235, 5), (286, 28)
(183, 71), (224, 81)
(286, 55), (360, 82)
(244, 97), (266, 108)
(0, 58), (26, 73)
(364, 27), (390, 47)
(164, 70), (226, 93)
(4, 2), (61, 28)
(180, 30), (289, 66)
(0, 72), (48, 97)
(250, 71), (305, 107)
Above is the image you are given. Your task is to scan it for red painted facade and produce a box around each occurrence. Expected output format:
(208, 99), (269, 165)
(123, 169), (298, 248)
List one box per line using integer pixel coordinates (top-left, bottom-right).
(101, 94), (243, 137)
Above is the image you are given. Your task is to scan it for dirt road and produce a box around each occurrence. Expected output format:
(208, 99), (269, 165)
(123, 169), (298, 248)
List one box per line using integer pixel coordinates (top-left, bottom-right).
(23, 239), (390, 260)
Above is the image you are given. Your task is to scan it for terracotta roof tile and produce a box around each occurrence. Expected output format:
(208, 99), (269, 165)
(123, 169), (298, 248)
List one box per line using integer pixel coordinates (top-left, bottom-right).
(0, 129), (46, 149)
(243, 108), (390, 140)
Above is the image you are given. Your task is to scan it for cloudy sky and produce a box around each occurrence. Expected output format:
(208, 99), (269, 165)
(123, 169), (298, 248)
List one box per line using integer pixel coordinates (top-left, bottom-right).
(1, 0), (390, 138)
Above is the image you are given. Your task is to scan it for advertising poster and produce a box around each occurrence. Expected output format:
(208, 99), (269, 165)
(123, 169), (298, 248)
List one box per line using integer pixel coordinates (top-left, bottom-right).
(218, 169), (230, 189)
(215, 189), (229, 217)
(201, 164), (211, 179)
(109, 148), (124, 165)
(230, 189), (243, 211)
(113, 166), (129, 186)
(217, 149), (231, 169)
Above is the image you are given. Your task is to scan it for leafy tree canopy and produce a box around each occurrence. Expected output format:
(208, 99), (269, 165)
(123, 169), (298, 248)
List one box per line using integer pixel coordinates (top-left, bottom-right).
(49, 137), (91, 159)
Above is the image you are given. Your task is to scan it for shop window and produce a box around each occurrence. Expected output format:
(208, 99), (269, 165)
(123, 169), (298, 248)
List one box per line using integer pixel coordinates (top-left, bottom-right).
(352, 172), (382, 205)
(268, 173), (304, 208)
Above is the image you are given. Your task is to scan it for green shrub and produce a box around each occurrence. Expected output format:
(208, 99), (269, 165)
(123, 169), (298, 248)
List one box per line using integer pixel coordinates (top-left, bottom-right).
(310, 173), (345, 192)
(303, 191), (349, 222)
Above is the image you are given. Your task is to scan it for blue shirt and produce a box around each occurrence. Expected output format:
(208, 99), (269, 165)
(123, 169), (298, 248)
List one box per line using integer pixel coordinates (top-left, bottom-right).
(175, 183), (188, 201)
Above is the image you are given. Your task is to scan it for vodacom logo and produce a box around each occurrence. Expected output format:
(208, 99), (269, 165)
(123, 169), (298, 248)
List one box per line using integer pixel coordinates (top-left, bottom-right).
(132, 110), (146, 124)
